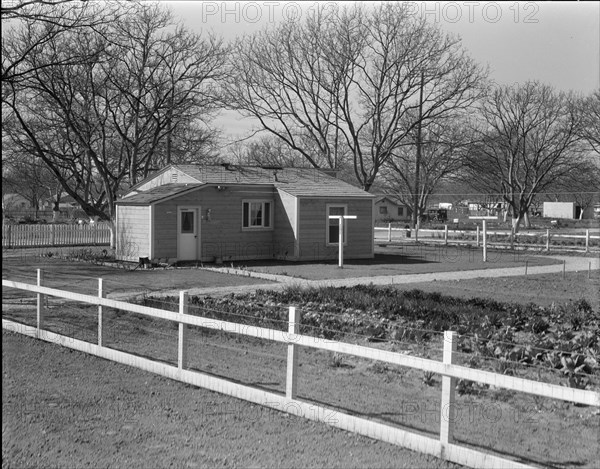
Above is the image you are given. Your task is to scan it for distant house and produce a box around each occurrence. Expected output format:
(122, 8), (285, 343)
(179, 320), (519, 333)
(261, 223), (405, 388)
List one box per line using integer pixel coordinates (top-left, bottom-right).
(115, 164), (375, 263)
(374, 196), (411, 223)
(543, 202), (595, 220)
(2, 193), (51, 217)
(2, 193), (30, 212)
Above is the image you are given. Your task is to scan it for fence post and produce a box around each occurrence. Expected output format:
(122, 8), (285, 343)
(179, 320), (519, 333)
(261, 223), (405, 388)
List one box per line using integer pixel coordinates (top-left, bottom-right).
(286, 306), (301, 399)
(546, 229), (550, 252)
(440, 331), (457, 454)
(444, 225), (448, 245)
(36, 269), (45, 338)
(476, 225), (480, 247)
(98, 278), (104, 346)
(178, 291), (189, 370)
(585, 229), (589, 253)
(388, 223), (392, 242)
(482, 220), (487, 262)
(51, 223), (56, 246)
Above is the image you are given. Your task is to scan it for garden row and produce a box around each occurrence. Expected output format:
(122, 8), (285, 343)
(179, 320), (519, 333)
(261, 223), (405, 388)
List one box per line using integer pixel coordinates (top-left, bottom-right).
(141, 285), (599, 392)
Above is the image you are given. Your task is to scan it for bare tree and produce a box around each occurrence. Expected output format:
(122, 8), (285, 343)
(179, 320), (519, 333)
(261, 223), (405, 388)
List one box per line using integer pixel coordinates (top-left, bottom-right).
(465, 81), (585, 232)
(380, 119), (476, 222)
(229, 135), (307, 167)
(579, 89), (600, 154)
(1, 0), (126, 90)
(3, 2), (227, 244)
(225, 3), (487, 191)
(545, 155), (600, 219)
(2, 150), (64, 219)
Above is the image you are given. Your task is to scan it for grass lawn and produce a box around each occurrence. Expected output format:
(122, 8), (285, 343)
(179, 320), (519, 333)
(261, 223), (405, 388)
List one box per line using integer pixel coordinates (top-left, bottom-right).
(3, 331), (459, 469)
(230, 244), (561, 280)
(1, 256), (273, 298)
(391, 271), (600, 310)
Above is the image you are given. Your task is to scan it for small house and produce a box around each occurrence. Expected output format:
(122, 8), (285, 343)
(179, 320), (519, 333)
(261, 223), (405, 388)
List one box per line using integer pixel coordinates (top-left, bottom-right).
(543, 201), (595, 220)
(115, 164), (375, 263)
(374, 196), (411, 223)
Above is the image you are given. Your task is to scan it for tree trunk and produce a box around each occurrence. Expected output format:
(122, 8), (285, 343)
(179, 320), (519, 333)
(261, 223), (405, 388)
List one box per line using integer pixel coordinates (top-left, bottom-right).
(109, 219), (116, 249)
(511, 215), (521, 234)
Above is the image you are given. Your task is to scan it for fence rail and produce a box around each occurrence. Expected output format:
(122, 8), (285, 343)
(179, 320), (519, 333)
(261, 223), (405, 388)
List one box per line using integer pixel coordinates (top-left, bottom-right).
(3, 276), (599, 469)
(375, 225), (600, 252)
(2, 223), (111, 248)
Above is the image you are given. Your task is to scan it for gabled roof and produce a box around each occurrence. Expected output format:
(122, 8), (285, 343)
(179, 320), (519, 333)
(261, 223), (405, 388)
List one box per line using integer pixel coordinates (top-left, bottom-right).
(119, 164), (374, 203)
(117, 184), (203, 206)
(374, 195), (407, 206)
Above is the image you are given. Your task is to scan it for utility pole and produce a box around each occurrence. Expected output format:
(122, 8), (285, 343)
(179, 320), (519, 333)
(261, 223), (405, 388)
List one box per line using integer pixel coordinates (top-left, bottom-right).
(412, 70), (425, 229)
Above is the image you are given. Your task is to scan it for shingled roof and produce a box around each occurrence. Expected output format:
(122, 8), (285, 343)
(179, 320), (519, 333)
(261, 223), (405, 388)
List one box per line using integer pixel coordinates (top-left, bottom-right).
(118, 165), (373, 204)
(116, 184), (203, 206)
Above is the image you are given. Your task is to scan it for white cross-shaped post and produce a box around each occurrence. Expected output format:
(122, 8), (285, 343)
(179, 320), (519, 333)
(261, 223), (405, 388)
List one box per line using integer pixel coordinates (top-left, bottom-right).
(329, 215), (357, 268)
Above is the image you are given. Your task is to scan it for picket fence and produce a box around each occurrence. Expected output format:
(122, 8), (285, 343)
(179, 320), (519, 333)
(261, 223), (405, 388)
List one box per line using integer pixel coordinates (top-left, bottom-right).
(2, 223), (111, 248)
(2, 274), (599, 469)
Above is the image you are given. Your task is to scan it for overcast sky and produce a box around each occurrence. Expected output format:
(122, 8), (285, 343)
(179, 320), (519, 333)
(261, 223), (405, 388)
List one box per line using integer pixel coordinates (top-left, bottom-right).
(166, 1), (600, 139)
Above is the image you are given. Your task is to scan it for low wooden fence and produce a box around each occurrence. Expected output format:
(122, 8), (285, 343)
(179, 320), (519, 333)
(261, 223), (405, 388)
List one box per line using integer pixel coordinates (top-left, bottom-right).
(375, 225), (600, 252)
(2, 223), (111, 248)
(3, 275), (599, 469)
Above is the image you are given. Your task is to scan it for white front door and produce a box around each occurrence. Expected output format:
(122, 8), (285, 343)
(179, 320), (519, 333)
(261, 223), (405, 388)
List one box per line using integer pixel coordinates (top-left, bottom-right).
(178, 207), (199, 260)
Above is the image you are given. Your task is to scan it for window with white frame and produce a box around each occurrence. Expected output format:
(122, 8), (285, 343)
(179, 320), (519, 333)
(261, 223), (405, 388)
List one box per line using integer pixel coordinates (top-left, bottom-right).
(242, 200), (272, 229)
(379, 206), (388, 214)
(398, 207), (404, 216)
(327, 205), (347, 245)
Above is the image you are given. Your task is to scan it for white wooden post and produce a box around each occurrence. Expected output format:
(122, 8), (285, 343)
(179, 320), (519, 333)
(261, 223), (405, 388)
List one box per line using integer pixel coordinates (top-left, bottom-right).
(51, 223), (55, 246)
(178, 291), (189, 370)
(98, 278), (104, 346)
(286, 306), (301, 399)
(388, 223), (392, 242)
(546, 229), (550, 252)
(585, 229), (589, 253)
(482, 220), (487, 262)
(476, 225), (480, 247)
(36, 269), (44, 338)
(444, 225), (448, 245)
(440, 331), (457, 451)
(338, 217), (344, 268)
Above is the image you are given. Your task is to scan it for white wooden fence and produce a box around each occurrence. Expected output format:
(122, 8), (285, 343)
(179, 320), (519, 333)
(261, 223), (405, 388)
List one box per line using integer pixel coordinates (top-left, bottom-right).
(3, 275), (599, 469)
(2, 223), (111, 248)
(376, 225), (600, 252)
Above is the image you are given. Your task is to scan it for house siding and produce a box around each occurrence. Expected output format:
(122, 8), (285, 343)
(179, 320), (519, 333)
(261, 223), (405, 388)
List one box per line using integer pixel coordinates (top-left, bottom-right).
(297, 198), (374, 261)
(152, 186), (281, 262)
(116, 205), (150, 261)
(274, 190), (297, 260)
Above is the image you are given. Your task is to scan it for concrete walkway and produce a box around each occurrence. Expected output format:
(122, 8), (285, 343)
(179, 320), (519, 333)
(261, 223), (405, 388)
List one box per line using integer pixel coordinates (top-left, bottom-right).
(120, 254), (599, 300)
